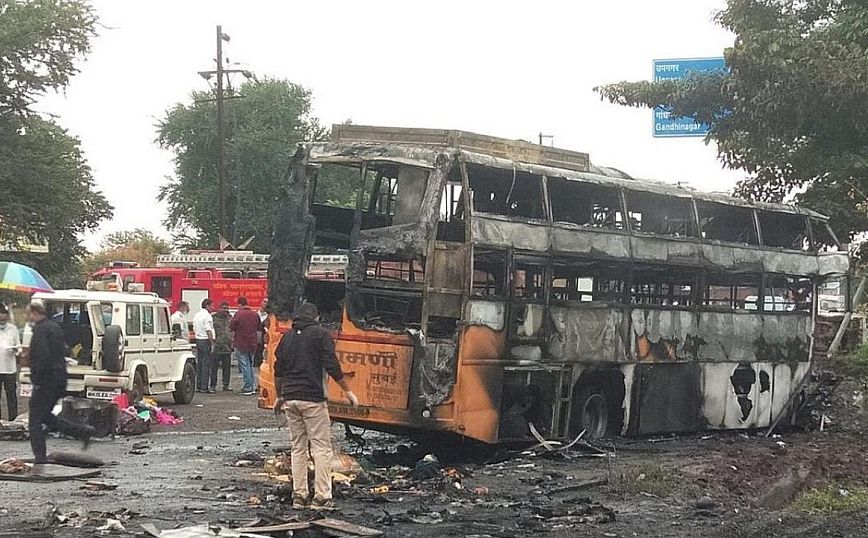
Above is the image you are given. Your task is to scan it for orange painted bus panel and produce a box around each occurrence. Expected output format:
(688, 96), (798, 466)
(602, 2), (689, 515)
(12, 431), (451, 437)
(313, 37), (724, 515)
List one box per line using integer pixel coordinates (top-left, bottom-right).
(326, 338), (413, 410)
(453, 324), (508, 443)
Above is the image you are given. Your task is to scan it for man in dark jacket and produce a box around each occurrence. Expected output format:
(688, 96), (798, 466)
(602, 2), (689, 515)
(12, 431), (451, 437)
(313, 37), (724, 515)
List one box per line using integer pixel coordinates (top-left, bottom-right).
(210, 301), (233, 392)
(27, 301), (94, 466)
(274, 302), (358, 511)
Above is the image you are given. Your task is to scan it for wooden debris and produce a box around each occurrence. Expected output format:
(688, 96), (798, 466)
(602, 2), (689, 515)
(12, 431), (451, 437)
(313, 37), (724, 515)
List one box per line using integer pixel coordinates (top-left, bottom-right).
(312, 518), (383, 536)
(235, 522), (312, 533)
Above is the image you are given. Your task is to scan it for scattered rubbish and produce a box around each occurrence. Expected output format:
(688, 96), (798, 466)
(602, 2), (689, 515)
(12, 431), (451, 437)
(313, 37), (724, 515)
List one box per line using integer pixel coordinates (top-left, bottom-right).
(227, 416), (242, 421)
(81, 481), (118, 492)
(48, 450), (106, 468)
(0, 458), (29, 474)
(471, 486), (489, 495)
(96, 518), (126, 533)
(141, 524), (272, 538)
(112, 394), (183, 436)
(60, 397), (118, 438)
(312, 518), (383, 537)
(409, 454), (441, 480)
(48, 508), (138, 532)
(0, 462), (100, 482)
(0, 419), (27, 441)
(544, 478), (608, 495)
(235, 522), (312, 533)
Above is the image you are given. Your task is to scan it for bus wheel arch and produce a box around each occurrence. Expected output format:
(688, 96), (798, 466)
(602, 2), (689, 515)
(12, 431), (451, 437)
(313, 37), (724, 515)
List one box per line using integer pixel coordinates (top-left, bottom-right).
(569, 369), (626, 439)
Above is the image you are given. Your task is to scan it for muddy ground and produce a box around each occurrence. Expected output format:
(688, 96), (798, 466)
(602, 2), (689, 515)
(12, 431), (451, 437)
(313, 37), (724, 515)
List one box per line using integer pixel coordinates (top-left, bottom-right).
(2, 379), (868, 537)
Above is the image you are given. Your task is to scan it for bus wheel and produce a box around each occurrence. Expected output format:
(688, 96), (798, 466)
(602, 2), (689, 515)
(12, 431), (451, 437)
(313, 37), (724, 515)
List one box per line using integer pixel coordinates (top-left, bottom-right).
(573, 385), (609, 439)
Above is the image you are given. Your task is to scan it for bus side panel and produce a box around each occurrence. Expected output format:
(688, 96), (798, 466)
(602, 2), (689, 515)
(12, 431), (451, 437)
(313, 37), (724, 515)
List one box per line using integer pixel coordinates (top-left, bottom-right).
(630, 360), (811, 435)
(455, 324), (507, 443)
(326, 338), (413, 410)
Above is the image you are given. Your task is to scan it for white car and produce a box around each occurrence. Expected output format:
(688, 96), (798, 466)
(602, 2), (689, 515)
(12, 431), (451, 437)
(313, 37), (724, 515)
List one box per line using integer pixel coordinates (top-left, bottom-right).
(19, 287), (197, 404)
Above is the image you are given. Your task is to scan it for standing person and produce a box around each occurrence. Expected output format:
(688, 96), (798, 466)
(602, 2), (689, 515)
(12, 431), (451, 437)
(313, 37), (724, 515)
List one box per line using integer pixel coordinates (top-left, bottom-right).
(192, 299), (215, 393)
(0, 304), (21, 421)
(170, 301), (190, 341)
(26, 302), (94, 467)
(210, 301), (233, 392)
(229, 297), (260, 396)
(274, 302), (359, 511)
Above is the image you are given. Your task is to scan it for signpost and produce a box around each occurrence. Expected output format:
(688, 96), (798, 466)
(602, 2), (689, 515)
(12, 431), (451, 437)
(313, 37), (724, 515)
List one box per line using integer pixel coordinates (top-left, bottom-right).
(652, 57), (726, 138)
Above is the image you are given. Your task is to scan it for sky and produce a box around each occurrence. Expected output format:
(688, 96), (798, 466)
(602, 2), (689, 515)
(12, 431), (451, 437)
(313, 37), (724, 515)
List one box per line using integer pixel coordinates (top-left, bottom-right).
(38, 0), (739, 250)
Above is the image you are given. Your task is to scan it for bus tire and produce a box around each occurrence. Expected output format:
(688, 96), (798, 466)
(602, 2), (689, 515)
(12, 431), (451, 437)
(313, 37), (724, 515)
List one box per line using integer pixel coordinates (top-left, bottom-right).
(173, 361), (196, 405)
(102, 325), (124, 373)
(572, 384), (609, 439)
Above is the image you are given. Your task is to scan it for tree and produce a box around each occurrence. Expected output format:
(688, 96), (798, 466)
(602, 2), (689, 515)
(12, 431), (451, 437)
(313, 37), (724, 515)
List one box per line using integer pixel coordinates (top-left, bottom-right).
(157, 78), (328, 252)
(0, 0), (97, 117)
(82, 229), (172, 277)
(596, 0), (868, 246)
(0, 0), (111, 287)
(1, 117), (113, 287)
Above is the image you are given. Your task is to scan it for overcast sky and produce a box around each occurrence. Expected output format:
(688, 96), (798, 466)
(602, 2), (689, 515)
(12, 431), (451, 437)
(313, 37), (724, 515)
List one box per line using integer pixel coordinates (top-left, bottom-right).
(38, 0), (738, 250)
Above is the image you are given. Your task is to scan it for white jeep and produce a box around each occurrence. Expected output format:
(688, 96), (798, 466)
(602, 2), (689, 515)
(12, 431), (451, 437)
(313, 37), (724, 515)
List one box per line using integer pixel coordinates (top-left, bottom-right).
(18, 288), (197, 405)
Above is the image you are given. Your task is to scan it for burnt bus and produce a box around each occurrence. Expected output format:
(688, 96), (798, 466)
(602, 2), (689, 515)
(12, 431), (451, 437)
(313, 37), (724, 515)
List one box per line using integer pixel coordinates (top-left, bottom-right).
(258, 125), (849, 443)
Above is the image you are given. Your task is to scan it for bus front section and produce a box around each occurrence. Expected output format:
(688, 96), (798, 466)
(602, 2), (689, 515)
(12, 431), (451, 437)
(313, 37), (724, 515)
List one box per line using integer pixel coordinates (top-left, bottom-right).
(262, 138), (479, 440)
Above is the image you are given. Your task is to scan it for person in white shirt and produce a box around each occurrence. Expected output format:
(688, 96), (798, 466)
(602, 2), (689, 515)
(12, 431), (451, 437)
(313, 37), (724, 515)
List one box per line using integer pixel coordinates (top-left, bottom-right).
(192, 299), (215, 393)
(170, 301), (190, 341)
(0, 304), (21, 421)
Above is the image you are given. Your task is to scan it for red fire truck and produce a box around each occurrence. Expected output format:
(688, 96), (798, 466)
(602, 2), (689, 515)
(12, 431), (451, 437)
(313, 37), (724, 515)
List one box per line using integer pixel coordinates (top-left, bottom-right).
(92, 251), (269, 315)
(92, 251), (347, 316)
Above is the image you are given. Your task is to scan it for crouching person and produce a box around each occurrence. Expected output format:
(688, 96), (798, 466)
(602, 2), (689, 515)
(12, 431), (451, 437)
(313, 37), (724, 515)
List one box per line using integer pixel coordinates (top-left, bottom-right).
(273, 302), (358, 511)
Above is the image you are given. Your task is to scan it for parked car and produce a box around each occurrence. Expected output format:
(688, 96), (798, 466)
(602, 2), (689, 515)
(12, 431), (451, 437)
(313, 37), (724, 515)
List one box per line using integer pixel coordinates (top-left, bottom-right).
(19, 287), (197, 404)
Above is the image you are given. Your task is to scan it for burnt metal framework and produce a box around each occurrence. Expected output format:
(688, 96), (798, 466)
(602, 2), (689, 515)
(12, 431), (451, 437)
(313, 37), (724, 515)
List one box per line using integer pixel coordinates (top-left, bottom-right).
(268, 127), (850, 441)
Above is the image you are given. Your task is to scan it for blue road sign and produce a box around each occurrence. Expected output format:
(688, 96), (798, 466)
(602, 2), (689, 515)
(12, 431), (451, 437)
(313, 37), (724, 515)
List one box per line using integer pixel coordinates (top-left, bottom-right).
(652, 57), (726, 138)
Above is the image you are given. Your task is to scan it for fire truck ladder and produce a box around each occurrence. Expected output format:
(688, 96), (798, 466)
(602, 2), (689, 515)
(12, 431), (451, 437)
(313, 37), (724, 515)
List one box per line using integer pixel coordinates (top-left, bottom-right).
(156, 251), (270, 270)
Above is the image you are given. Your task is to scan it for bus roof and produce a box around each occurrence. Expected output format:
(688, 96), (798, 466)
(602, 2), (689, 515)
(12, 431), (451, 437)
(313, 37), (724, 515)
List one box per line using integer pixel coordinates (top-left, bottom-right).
(314, 124), (827, 221)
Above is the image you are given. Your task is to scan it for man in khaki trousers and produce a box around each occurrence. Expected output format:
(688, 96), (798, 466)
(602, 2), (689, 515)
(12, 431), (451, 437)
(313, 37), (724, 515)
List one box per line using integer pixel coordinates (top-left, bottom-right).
(274, 303), (359, 510)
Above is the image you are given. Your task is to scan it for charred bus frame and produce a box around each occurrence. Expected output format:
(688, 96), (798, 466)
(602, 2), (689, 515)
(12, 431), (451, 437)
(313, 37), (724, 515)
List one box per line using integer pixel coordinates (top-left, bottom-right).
(261, 125), (849, 443)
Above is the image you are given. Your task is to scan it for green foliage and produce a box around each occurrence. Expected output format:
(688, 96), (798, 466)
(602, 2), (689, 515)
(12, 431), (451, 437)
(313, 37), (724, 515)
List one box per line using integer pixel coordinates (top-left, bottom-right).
(157, 78), (328, 252)
(82, 229), (172, 277)
(791, 484), (868, 514)
(0, 115), (112, 288)
(0, 0), (110, 288)
(596, 0), (868, 246)
(0, 0), (97, 117)
(833, 343), (868, 379)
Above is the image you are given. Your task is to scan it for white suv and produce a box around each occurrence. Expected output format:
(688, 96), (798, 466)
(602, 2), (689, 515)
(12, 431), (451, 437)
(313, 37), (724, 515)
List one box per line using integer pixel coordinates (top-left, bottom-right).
(18, 289), (197, 404)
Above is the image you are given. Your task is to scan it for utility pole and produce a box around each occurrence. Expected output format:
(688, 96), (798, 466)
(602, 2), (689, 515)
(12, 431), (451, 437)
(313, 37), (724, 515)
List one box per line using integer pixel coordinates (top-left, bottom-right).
(198, 27), (252, 245)
(216, 25), (228, 240)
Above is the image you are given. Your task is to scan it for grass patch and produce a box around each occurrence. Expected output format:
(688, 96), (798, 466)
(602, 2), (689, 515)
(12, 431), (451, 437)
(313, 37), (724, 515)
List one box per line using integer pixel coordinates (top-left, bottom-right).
(791, 485), (868, 515)
(615, 463), (681, 496)
(833, 344), (868, 379)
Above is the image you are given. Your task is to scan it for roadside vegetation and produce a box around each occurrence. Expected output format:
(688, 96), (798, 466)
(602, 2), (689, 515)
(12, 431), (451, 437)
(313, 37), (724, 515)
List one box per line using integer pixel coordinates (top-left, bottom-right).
(791, 485), (868, 515)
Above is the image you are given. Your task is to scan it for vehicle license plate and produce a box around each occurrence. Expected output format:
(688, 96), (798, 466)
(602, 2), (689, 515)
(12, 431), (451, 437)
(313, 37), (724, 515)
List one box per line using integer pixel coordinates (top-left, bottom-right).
(86, 388), (122, 400)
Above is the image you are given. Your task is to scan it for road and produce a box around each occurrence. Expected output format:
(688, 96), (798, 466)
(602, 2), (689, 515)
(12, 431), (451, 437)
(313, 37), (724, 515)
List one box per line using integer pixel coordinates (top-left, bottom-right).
(1, 381), (867, 537)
